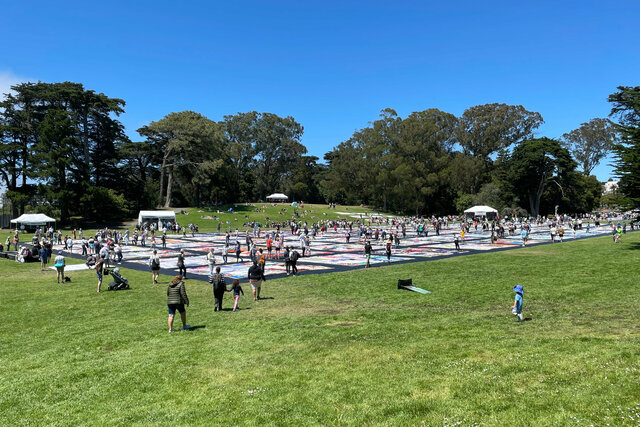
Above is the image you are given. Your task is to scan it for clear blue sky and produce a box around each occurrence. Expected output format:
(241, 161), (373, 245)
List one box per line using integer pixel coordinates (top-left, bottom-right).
(1, 0), (638, 181)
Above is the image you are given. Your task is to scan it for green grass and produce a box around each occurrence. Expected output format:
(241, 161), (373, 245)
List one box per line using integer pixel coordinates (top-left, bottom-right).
(1, 233), (639, 425)
(175, 203), (381, 233)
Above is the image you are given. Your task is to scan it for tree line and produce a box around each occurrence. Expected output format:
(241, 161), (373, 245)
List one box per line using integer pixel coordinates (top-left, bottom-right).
(0, 81), (638, 223)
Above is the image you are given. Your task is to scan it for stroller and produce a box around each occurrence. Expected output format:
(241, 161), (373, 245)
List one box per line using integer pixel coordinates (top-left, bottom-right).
(106, 267), (130, 291)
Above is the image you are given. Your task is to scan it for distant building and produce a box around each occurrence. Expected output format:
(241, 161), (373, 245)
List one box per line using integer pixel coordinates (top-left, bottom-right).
(603, 180), (618, 195)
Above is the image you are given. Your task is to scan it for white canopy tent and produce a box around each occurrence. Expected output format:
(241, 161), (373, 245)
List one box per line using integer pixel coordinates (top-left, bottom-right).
(11, 213), (56, 229)
(266, 193), (288, 202)
(464, 205), (498, 218)
(137, 210), (176, 226)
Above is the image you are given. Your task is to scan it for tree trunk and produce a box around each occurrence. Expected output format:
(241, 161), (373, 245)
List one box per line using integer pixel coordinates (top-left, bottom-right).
(158, 156), (167, 208)
(164, 167), (173, 208)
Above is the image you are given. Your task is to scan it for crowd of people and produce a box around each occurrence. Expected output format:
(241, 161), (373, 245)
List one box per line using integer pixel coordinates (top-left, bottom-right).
(2, 209), (639, 332)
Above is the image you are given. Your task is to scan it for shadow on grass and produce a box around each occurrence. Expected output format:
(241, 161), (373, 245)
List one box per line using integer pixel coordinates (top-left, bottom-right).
(627, 242), (640, 250)
(185, 325), (206, 331)
(258, 296), (275, 300)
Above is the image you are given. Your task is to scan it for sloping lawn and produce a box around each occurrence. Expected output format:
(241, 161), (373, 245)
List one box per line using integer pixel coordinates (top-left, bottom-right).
(0, 233), (638, 425)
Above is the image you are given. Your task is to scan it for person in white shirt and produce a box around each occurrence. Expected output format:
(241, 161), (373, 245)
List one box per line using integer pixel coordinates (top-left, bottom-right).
(207, 248), (216, 276)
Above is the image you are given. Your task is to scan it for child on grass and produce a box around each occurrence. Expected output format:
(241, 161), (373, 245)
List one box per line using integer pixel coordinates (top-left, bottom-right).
(230, 279), (244, 312)
(511, 284), (524, 322)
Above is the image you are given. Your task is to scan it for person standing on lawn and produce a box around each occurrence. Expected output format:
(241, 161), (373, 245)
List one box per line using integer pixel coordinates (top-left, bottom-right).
(39, 245), (48, 271)
(167, 275), (190, 332)
(54, 251), (65, 283)
(511, 284), (524, 322)
(95, 254), (104, 293)
(149, 250), (161, 284)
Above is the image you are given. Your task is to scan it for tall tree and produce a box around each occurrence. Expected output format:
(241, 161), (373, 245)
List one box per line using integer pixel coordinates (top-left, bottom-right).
(609, 86), (640, 206)
(500, 138), (577, 217)
(455, 103), (543, 162)
(252, 113), (305, 200)
(138, 111), (225, 208)
(562, 118), (618, 175)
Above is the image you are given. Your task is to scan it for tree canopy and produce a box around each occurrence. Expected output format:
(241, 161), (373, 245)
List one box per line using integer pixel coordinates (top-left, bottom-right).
(1, 80), (628, 222)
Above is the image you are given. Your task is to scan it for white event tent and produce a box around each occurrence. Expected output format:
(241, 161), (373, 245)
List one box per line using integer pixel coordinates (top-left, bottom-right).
(464, 205), (498, 219)
(137, 210), (176, 226)
(11, 213), (56, 229)
(266, 193), (288, 202)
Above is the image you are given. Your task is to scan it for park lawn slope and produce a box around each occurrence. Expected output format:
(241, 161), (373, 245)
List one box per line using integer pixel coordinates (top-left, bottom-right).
(0, 233), (639, 425)
(175, 203), (380, 233)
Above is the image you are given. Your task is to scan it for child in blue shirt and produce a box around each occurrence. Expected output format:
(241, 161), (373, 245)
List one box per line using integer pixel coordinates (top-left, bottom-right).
(511, 284), (524, 322)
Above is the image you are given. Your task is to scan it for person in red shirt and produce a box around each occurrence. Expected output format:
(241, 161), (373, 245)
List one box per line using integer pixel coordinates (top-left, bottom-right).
(266, 237), (273, 258)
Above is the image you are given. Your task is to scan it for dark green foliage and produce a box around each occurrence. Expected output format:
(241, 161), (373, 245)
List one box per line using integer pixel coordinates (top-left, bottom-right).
(2, 80), (623, 222)
(497, 138), (578, 217)
(0, 82), (128, 222)
(609, 86), (640, 206)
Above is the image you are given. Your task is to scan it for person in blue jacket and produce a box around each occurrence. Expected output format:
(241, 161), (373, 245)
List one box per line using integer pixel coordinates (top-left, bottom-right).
(511, 284), (524, 322)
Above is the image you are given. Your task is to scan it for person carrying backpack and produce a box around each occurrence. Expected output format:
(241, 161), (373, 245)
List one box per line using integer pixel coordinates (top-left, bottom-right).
(248, 261), (266, 301)
(211, 266), (228, 312)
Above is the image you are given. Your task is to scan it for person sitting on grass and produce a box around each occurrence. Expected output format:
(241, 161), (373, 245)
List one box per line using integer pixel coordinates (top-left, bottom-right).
(167, 275), (190, 333)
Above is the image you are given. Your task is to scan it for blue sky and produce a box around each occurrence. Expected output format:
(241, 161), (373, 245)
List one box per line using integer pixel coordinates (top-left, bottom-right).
(1, 0), (638, 181)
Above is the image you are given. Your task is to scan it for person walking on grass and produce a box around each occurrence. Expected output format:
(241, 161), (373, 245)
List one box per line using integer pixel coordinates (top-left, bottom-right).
(95, 254), (104, 293)
(39, 245), (48, 271)
(167, 275), (190, 332)
(177, 248), (187, 278)
(248, 261), (266, 301)
(211, 266), (227, 312)
(511, 284), (524, 322)
(230, 279), (244, 312)
(364, 240), (372, 268)
(54, 251), (65, 283)
(149, 249), (161, 284)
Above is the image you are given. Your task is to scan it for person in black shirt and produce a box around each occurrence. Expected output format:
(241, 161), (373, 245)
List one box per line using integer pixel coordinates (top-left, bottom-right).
(364, 240), (372, 268)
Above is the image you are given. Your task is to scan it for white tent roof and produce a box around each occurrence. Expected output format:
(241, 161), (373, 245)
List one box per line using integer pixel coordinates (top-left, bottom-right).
(266, 193), (288, 200)
(138, 210), (176, 224)
(11, 213), (56, 225)
(464, 205), (498, 214)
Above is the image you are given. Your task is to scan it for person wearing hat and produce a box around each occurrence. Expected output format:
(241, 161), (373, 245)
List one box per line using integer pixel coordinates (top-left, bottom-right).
(54, 251), (65, 283)
(167, 275), (190, 332)
(511, 285), (524, 322)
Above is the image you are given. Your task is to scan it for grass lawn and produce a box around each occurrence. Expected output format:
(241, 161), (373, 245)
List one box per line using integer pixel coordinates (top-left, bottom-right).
(175, 203), (380, 233)
(0, 232), (639, 425)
